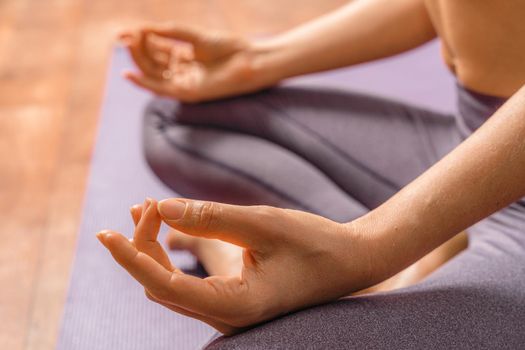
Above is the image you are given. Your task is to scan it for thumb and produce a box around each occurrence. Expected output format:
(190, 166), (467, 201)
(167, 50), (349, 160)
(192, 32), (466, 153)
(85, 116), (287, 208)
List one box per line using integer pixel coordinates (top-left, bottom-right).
(145, 24), (201, 44)
(157, 198), (277, 249)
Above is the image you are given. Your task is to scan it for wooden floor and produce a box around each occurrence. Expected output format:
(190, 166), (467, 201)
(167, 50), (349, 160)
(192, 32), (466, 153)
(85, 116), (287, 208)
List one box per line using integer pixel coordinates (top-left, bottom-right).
(0, 1), (347, 349)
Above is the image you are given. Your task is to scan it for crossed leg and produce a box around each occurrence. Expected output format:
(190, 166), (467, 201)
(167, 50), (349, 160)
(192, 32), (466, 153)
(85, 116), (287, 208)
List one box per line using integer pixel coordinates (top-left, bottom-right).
(142, 86), (468, 290)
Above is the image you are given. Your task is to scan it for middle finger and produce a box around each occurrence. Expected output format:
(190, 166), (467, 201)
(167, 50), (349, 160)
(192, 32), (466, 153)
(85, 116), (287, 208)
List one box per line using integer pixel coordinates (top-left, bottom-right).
(127, 30), (164, 79)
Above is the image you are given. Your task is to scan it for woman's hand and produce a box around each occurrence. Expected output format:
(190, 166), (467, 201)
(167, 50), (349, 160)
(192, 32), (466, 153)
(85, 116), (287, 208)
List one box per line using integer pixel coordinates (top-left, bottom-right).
(118, 24), (275, 102)
(96, 198), (373, 335)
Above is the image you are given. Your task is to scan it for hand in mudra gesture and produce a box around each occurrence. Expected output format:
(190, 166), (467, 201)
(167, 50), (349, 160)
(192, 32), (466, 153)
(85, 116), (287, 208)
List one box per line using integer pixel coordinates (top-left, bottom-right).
(97, 198), (372, 335)
(119, 24), (268, 102)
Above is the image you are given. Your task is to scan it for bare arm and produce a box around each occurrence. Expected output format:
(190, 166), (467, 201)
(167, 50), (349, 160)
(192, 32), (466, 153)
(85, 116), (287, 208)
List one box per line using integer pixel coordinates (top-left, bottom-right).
(121, 0), (435, 101)
(251, 0), (436, 84)
(355, 84), (525, 283)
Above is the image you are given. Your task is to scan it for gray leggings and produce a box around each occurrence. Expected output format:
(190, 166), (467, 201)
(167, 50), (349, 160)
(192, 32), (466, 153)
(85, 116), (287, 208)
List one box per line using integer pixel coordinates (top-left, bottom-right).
(142, 86), (525, 349)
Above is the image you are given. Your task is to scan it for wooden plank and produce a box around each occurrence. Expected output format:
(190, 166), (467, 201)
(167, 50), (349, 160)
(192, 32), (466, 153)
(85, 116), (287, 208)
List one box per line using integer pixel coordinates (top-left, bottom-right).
(0, 0), (81, 348)
(25, 1), (223, 349)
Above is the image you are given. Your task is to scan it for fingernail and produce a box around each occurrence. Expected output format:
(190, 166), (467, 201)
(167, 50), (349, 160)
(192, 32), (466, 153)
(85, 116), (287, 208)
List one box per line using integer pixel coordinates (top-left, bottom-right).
(158, 199), (186, 220)
(143, 198), (151, 210)
(96, 232), (104, 242)
(96, 230), (111, 246)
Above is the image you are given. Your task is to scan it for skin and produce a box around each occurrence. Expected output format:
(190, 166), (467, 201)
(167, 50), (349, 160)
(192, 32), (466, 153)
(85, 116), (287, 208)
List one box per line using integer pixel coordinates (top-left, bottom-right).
(99, 0), (525, 335)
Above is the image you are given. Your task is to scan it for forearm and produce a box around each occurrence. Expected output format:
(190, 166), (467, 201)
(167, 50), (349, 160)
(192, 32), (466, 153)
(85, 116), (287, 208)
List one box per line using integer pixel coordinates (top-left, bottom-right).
(250, 0), (435, 84)
(354, 84), (525, 283)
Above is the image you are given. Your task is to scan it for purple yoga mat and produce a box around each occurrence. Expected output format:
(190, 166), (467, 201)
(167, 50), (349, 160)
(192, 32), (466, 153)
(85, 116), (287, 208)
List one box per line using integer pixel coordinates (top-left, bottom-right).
(56, 47), (216, 350)
(58, 40), (455, 350)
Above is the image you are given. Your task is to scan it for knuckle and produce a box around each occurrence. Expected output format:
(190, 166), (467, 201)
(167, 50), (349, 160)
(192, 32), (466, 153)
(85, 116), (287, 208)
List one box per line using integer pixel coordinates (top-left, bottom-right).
(253, 205), (285, 234)
(253, 205), (278, 220)
(165, 273), (187, 300)
(149, 284), (173, 302)
(194, 201), (220, 232)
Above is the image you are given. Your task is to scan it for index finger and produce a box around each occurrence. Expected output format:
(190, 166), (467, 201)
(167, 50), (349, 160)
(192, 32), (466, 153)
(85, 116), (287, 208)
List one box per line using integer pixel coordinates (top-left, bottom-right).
(124, 30), (163, 79)
(134, 198), (161, 242)
(132, 198), (173, 270)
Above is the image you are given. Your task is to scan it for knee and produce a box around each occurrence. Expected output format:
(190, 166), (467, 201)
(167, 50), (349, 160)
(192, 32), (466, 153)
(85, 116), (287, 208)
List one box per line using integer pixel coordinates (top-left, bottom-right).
(142, 99), (178, 178)
(143, 97), (181, 127)
(141, 101), (204, 190)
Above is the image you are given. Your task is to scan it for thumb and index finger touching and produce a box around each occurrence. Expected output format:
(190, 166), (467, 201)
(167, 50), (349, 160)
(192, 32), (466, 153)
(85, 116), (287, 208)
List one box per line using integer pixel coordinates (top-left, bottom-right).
(96, 198), (272, 323)
(128, 197), (271, 250)
(130, 198), (174, 271)
(157, 198), (277, 250)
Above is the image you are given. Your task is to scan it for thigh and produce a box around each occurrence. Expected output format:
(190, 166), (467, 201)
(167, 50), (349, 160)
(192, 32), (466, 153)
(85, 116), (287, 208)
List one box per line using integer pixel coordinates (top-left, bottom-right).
(149, 86), (462, 209)
(143, 109), (367, 222)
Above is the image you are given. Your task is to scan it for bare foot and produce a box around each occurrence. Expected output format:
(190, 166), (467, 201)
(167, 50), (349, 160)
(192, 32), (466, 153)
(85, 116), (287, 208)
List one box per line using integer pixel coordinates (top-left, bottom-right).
(167, 228), (468, 294)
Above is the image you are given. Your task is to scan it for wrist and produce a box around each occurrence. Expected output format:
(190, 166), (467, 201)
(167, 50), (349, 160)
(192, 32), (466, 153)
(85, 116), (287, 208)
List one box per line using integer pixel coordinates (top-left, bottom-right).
(344, 214), (404, 290)
(348, 194), (431, 286)
(245, 37), (292, 87)
(337, 220), (381, 294)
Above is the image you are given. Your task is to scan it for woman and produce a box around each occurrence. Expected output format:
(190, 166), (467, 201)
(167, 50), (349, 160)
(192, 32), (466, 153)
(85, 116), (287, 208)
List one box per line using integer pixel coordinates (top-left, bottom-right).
(97, 0), (525, 346)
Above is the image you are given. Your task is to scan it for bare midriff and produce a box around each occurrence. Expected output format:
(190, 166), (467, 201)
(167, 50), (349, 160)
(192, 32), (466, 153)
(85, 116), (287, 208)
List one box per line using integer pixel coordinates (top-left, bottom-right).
(424, 0), (525, 98)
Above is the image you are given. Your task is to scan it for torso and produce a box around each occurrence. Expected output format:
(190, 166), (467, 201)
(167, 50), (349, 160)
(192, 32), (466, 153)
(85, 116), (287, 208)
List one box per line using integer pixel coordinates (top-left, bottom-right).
(424, 0), (525, 98)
